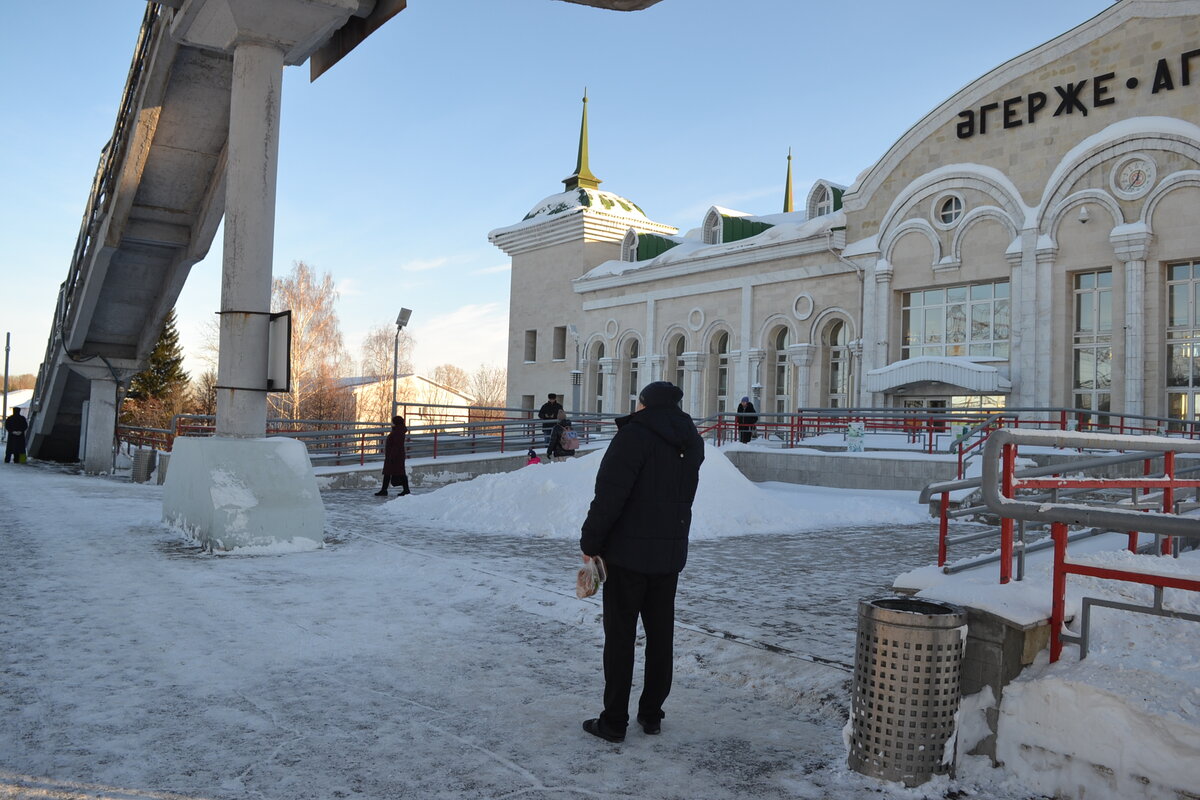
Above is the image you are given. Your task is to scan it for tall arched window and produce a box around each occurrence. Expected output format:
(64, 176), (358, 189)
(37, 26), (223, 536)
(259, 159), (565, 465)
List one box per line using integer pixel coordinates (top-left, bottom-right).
(824, 320), (852, 408)
(626, 339), (640, 414)
(671, 335), (686, 388)
(712, 332), (730, 413)
(771, 327), (791, 413)
(591, 342), (605, 414)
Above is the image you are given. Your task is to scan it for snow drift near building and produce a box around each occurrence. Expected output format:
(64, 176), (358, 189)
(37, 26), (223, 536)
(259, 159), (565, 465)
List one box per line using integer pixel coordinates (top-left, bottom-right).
(375, 443), (928, 538)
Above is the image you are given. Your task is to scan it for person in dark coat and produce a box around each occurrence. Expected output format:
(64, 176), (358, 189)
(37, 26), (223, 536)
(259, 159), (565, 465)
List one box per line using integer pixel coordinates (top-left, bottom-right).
(537, 393), (563, 445)
(5, 407), (28, 464)
(579, 381), (704, 743)
(735, 396), (758, 444)
(546, 410), (575, 461)
(375, 416), (410, 497)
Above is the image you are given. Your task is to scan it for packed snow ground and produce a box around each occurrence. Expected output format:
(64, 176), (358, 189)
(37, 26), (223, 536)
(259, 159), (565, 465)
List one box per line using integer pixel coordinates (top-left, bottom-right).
(1, 444), (1197, 799)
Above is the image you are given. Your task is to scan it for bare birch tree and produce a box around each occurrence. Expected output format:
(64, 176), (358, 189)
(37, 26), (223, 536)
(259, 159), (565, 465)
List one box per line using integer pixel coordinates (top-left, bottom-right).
(357, 324), (415, 423)
(270, 261), (350, 421)
(432, 364), (469, 394)
(469, 364), (507, 411)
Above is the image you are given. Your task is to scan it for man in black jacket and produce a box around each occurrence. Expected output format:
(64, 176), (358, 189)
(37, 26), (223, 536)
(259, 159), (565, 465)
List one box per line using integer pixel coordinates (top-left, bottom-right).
(5, 407), (28, 464)
(579, 381), (704, 743)
(537, 393), (562, 445)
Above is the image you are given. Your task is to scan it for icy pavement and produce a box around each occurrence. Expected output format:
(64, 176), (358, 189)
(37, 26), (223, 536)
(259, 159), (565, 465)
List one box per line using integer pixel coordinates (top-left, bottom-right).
(2, 463), (1033, 799)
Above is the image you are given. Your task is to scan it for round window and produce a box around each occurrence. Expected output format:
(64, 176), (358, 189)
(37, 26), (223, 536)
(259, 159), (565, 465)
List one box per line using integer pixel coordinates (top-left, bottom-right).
(936, 195), (964, 227)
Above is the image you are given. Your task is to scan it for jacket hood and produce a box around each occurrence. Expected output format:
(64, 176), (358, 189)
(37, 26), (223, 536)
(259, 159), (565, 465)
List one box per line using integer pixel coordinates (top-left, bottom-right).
(625, 405), (698, 449)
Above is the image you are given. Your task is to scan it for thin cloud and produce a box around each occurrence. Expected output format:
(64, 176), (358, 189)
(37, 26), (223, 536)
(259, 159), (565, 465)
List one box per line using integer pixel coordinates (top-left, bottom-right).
(400, 257), (451, 273)
(672, 184), (781, 222)
(415, 303), (509, 371)
(471, 263), (511, 276)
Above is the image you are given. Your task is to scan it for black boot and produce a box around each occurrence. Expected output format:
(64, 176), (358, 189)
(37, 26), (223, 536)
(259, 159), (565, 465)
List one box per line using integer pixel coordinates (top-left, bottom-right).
(375, 476), (390, 497)
(397, 474), (411, 496)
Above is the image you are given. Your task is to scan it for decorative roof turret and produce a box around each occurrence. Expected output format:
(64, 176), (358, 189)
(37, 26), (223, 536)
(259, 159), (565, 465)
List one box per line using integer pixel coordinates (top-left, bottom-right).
(783, 148), (794, 213)
(563, 91), (602, 191)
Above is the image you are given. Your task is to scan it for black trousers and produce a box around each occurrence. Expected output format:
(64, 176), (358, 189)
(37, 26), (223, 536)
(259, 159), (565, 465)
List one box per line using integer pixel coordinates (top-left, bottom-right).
(381, 472), (409, 492)
(5, 436), (25, 463)
(599, 563), (678, 732)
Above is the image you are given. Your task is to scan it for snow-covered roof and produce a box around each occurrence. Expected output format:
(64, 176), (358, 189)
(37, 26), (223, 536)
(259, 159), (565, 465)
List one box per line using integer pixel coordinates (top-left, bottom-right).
(863, 356), (1012, 394)
(579, 209), (846, 282)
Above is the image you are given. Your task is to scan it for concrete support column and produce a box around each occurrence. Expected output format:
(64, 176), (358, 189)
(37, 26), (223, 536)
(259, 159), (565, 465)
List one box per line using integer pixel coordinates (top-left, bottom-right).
(681, 352), (706, 417)
(82, 379), (119, 474)
(1112, 228), (1153, 418)
(216, 40), (285, 438)
(791, 344), (817, 409)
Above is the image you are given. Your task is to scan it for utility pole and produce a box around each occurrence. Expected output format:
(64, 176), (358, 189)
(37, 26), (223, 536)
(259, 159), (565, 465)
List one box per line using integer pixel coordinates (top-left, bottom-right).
(2, 332), (9, 440)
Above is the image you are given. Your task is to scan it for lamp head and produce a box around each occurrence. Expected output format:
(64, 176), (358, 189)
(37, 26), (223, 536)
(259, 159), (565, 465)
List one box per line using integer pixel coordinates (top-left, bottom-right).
(396, 308), (412, 329)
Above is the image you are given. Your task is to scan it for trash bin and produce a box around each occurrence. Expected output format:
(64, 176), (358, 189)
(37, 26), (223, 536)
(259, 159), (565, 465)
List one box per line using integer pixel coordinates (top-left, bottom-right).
(131, 449), (157, 484)
(847, 596), (967, 787)
(156, 452), (170, 485)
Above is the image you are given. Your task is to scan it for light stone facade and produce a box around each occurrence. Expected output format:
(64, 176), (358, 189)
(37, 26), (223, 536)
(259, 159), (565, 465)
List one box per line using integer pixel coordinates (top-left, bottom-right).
(491, 0), (1200, 427)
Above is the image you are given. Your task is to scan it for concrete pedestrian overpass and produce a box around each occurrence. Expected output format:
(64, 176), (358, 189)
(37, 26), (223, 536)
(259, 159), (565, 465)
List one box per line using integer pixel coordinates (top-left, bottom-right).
(29, 0), (661, 468)
(28, 0), (661, 547)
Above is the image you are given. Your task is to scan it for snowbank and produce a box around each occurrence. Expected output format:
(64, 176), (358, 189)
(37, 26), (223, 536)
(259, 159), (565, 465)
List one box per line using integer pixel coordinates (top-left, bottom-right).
(376, 443), (928, 538)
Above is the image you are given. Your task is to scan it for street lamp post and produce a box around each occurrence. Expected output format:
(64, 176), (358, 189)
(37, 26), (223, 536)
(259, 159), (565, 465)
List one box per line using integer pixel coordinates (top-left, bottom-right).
(392, 308), (412, 420)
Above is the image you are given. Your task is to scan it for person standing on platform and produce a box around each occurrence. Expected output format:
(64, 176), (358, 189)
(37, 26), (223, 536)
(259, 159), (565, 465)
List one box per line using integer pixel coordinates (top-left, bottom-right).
(578, 381), (704, 743)
(735, 396), (758, 444)
(5, 407), (28, 464)
(375, 416), (410, 497)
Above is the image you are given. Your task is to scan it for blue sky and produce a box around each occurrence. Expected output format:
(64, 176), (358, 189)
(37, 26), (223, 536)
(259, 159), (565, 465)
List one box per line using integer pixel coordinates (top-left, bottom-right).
(0, 0), (1113, 380)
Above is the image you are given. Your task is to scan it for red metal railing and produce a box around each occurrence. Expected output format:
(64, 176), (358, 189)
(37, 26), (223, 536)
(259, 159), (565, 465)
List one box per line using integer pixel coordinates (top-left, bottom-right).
(1049, 520), (1200, 662)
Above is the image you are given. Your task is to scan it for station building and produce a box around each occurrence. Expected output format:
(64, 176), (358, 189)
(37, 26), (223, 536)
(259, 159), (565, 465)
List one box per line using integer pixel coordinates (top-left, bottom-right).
(489, 0), (1200, 426)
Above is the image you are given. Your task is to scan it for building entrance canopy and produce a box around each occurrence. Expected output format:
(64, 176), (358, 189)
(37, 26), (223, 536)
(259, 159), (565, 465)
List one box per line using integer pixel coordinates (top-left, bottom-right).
(864, 357), (1012, 395)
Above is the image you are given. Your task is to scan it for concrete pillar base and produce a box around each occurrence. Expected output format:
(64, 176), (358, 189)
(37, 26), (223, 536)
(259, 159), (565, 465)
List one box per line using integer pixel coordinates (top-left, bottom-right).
(162, 437), (325, 552)
(82, 379), (119, 474)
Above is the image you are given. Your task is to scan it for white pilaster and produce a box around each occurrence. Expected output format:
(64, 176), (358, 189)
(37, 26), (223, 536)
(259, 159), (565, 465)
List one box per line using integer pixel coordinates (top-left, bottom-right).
(681, 352), (706, 417)
(1112, 228), (1153, 418)
(790, 344), (817, 409)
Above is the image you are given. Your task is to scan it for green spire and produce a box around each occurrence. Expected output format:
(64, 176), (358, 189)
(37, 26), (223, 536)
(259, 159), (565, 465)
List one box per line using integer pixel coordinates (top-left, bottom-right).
(783, 148), (794, 213)
(563, 90), (602, 191)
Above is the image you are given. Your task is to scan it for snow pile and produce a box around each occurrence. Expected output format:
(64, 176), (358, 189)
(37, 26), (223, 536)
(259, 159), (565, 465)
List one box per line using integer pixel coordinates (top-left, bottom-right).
(377, 443), (928, 538)
(906, 539), (1200, 799)
(994, 552), (1200, 799)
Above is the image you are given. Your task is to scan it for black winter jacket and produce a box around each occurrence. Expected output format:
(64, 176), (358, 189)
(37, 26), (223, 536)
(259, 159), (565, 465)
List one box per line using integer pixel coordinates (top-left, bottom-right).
(579, 405), (704, 575)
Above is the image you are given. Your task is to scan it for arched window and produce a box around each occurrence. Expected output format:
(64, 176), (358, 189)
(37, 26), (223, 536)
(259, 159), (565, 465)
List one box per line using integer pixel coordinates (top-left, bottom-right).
(813, 185), (831, 217)
(626, 339), (640, 414)
(591, 342), (605, 414)
(620, 229), (638, 262)
(771, 327), (791, 413)
(670, 335), (686, 388)
(702, 210), (722, 245)
(824, 320), (852, 408)
(711, 331), (730, 413)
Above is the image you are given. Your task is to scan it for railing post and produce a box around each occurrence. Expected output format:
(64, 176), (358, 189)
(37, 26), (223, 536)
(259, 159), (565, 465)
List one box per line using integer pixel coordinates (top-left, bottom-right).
(1050, 521), (1068, 663)
(1162, 451), (1175, 555)
(938, 491), (950, 567)
(1000, 442), (1016, 584)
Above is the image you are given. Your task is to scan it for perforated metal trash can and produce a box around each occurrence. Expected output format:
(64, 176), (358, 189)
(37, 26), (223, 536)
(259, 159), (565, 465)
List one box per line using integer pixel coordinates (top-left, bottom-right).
(847, 596), (967, 787)
(156, 453), (170, 485)
(131, 449), (157, 483)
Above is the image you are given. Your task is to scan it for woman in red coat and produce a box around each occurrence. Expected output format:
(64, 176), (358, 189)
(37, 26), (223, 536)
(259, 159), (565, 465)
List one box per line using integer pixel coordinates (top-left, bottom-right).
(375, 416), (411, 497)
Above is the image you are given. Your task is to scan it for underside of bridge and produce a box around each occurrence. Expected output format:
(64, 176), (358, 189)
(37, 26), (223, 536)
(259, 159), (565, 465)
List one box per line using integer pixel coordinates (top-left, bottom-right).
(30, 0), (664, 467)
